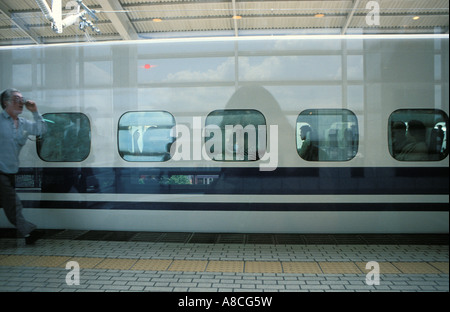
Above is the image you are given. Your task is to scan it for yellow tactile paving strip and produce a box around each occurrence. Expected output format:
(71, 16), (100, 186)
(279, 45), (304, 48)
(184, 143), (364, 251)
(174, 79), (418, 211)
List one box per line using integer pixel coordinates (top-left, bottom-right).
(66, 257), (105, 269)
(355, 261), (402, 274)
(168, 260), (208, 272)
(282, 261), (322, 274)
(245, 261), (283, 273)
(133, 259), (172, 271)
(0, 255), (42, 266)
(0, 255), (448, 274)
(429, 262), (450, 274)
(206, 260), (244, 273)
(24, 256), (71, 268)
(95, 258), (138, 270)
(390, 262), (442, 274)
(319, 262), (362, 274)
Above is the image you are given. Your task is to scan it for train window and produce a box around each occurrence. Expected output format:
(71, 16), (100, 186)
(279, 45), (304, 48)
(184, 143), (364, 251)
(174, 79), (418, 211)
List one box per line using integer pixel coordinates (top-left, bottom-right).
(389, 109), (448, 161)
(296, 109), (359, 161)
(118, 111), (175, 162)
(37, 113), (90, 162)
(205, 109), (266, 161)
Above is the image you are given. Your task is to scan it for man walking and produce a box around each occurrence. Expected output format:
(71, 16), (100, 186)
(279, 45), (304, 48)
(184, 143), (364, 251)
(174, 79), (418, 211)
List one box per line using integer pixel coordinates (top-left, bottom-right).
(0, 88), (46, 244)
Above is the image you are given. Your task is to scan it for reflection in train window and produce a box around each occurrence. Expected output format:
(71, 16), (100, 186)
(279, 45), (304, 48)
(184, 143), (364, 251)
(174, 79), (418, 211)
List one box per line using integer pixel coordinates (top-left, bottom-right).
(205, 110), (266, 161)
(37, 113), (90, 162)
(296, 109), (359, 161)
(389, 109), (448, 161)
(118, 111), (175, 162)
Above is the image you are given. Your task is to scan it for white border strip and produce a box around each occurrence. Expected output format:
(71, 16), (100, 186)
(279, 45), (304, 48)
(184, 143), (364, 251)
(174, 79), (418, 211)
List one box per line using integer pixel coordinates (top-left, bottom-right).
(19, 193), (449, 204)
(1, 34), (448, 50)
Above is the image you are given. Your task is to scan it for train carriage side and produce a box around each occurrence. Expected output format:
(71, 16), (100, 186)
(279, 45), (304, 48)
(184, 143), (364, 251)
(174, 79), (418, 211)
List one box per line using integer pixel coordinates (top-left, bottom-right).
(0, 35), (448, 233)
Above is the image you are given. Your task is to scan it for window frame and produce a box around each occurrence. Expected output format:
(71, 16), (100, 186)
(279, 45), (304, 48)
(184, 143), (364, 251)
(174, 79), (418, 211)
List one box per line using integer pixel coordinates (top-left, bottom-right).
(37, 112), (91, 162)
(205, 109), (267, 162)
(296, 108), (359, 162)
(388, 109), (448, 162)
(117, 110), (176, 162)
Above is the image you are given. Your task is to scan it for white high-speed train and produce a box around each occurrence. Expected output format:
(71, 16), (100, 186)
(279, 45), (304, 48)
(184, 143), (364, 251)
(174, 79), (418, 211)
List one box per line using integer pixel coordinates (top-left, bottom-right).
(0, 35), (448, 233)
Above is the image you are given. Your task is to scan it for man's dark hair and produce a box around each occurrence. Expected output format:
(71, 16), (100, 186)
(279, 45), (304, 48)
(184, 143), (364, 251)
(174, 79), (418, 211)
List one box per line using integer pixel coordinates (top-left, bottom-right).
(1, 88), (20, 109)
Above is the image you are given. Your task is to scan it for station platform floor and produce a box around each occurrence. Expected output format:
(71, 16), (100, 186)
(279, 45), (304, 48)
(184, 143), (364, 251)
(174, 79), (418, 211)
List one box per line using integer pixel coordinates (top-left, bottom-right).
(0, 229), (448, 293)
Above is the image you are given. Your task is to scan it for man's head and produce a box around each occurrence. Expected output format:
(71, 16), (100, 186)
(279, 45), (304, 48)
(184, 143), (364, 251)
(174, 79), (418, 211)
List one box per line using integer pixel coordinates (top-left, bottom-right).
(407, 120), (426, 141)
(1, 88), (24, 117)
(300, 125), (312, 141)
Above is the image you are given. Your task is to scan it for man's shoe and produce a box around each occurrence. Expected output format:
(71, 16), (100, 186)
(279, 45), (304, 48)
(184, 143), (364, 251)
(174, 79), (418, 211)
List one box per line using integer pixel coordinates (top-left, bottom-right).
(25, 230), (43, 245)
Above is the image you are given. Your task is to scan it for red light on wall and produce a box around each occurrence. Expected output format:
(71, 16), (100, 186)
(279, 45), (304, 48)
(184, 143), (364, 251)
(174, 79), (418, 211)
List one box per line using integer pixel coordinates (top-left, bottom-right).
(141, 64), (157, 69)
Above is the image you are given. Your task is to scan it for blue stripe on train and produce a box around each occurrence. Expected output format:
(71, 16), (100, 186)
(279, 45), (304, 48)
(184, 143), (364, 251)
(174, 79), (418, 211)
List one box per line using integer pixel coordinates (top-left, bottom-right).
(17, 166), (448, 195)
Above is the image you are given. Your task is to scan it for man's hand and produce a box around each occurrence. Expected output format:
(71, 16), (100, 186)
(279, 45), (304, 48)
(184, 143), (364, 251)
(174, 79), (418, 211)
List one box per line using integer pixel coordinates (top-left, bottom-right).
(24, 100), (38, 112)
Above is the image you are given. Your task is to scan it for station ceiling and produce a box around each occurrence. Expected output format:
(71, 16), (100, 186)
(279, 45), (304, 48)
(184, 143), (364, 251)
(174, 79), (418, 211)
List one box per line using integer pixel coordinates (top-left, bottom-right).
(0, 0), (448, 46)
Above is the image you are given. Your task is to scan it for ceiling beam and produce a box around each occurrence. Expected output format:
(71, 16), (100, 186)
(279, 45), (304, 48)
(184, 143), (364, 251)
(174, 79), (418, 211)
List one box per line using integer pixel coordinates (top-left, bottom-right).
(341, 0), (361, 35)
(0, 2), (41, 44)
(96, 0), (139, 40)
(232, 0), (238, 37)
